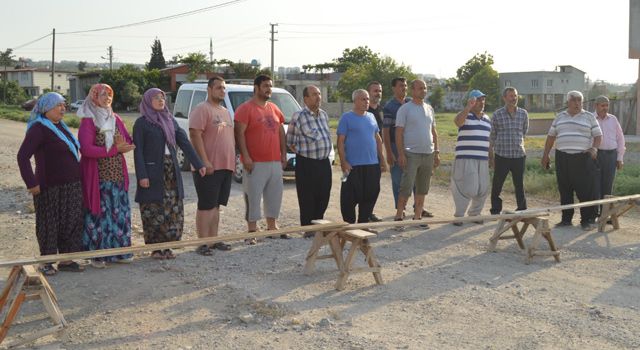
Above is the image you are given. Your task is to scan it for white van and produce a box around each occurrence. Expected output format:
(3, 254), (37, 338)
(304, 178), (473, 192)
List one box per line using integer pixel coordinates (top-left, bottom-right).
(173, 83), (334, 182)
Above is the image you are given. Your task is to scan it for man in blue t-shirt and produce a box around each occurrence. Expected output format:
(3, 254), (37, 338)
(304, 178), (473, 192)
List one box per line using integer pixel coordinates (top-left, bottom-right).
(337, 89), (387, 223)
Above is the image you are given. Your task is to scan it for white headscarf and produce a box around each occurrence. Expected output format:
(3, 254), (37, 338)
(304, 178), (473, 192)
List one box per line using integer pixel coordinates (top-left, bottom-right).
(77, 84), (116, 150)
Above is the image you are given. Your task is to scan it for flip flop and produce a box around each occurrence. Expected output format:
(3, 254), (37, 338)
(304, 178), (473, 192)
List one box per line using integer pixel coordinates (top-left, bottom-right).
(196, 245), (213, 256)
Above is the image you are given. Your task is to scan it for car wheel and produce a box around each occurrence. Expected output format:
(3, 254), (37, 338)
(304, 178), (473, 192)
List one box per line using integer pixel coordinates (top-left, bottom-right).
(177, 149), (190, 171)
(233, 152), (243, 183)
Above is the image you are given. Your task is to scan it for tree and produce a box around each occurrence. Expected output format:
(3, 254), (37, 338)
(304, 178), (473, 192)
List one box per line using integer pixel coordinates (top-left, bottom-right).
(456, 52), (494, 84)
(0, 80), (27, 105)
(77, 61), (87, 72)
(147, 38), (166, 70)
(180, 52), (213, 82)
(468, 65), (500, 111)
(334, 46), (379, 72)
(428, 85), (445, 111)
(336, 55), (416, 101)
(1, 48), (16, 103)
(99, 64), (166, 109)
(120, 81), (141, 110)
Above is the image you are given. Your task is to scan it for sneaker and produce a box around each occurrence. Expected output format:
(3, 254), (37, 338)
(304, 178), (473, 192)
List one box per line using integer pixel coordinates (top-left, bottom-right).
(421, 210), (434, 218)
(555, 221), (572, 227)
(280, 234), (291, 239)
(581, 222), (594, 231)
(303, 231), (316, 239)
(369, 213), (382, 222)
(473, 220), (484, 225)
(196, 245), (213, 256)
(211, 242), (232, 251)
(91, 260), (107, 269)
(452, 221), (463, 227)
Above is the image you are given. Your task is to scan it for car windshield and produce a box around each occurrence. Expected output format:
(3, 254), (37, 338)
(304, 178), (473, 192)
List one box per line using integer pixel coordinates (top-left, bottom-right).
(228, 91), (299, 123)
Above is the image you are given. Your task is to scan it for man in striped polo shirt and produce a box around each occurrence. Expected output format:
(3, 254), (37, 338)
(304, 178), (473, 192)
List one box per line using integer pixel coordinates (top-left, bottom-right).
(541, 91), (602, 231)
(451, 90), (492, 225)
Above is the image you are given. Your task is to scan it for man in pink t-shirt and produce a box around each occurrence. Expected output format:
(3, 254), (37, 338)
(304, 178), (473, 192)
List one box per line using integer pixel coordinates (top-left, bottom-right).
(234, 75), (288, 243)
(235, 75), (289, 244)
(189, 76), (236, 255)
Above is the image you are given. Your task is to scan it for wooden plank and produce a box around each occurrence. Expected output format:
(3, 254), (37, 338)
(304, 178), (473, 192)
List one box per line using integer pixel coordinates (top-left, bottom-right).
(520, 194), (640, 215)
(343, 229), (376, 239)
(348, 212), (549, 232)
(0, 222), (347, 268)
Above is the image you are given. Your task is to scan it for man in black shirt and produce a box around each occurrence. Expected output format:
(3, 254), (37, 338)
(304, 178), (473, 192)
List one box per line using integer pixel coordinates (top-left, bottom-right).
(366, 81), (384, 222)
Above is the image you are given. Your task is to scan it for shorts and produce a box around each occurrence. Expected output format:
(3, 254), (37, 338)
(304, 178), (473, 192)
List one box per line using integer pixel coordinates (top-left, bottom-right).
(192, 169), (233, 210)
(399, 152), (434, 197)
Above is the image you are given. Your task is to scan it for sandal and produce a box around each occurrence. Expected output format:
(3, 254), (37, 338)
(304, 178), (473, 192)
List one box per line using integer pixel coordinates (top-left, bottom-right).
(211, 242), (231, 251)
(245, 238), (258, 245)
(57, 261), (85, 272)
(163, 249), (176, 259)
(151, 250), (165, 260)
(196, 245), (213, 256)
(39, 263), (57, 276)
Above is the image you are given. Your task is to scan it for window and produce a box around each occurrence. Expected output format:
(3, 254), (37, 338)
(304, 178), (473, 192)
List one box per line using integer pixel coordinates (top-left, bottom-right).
(504, 80), (511, 87)
(190, 91), (207, 113)
(531, 80), (539, 88)
(173, 89), (192, 119)
(547, 79), (553, 87)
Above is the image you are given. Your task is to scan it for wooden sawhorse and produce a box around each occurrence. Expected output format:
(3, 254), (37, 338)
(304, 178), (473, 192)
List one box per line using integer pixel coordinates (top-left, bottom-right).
(304, 219), (345, 275)
(0, 265), (66, 348)
(335, 229), (383, 290)
(489, 215), (560, 264)
(598, 195), (640, 232)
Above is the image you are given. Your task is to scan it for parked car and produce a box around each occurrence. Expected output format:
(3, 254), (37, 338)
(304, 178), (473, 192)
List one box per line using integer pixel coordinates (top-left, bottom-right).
(173, 83), (334, 182)
(69, 100), (84, 111)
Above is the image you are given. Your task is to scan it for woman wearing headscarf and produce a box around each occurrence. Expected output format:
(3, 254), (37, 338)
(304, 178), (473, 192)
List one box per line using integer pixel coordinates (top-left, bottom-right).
(133, 88), (205, 259)
(78, 84), (136, 268)
(17, 92), (85, 275)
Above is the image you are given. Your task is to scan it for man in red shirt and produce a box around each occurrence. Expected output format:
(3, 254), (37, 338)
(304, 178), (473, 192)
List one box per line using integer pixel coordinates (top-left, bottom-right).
(234, 75), (288, 243)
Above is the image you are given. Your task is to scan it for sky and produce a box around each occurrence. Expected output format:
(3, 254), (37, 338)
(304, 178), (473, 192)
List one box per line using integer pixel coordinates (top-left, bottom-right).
(2, 0), (639, 85)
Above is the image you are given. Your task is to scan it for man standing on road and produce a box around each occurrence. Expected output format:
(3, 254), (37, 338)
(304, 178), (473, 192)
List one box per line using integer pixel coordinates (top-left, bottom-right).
(489, 87), (529, 215)
(234, 75), (289, 243)
(541, 91), (602, 231)
(189, 76), (236, 255)
(451, 90), (491, 225)
(383, 77), (434, 219)
(338, 89), (387, 223)
(366, 81), (384, 222)
(593, 95), (625, 218)
(286, 85), (333, 238)
(393, 79), (439, 227)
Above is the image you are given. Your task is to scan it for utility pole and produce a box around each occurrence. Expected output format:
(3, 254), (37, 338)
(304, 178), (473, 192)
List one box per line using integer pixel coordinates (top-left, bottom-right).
(209, 37), (214, 64)
(51, 28), (55, 91)
(102, 46), (113, 71)
(270, 23), (278, 78)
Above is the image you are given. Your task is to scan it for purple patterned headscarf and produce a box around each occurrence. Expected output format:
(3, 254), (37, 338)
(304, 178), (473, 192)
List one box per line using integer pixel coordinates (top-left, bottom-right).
(139, 88), (176, 146)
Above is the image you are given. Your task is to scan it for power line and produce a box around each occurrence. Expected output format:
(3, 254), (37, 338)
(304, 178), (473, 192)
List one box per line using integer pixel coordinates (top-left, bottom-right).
(11, 33), (52, 50)
(58, 0), (247, 35)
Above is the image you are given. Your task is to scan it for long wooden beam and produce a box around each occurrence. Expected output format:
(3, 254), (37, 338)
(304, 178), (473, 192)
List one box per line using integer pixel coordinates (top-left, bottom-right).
(347, 212), (549, 231)
(518, 194), (640, 214)
(0, 222), (347, 268)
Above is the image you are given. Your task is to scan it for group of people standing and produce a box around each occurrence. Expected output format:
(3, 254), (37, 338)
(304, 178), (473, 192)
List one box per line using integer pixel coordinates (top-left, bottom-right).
(17, 73), (626, 275)
(18, 84), (208, 274)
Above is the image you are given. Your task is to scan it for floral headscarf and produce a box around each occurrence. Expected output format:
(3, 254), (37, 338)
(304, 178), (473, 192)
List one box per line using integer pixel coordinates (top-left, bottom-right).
(27, 92), (80, 161)
(77, 84), (116, 150)
(139, 88), (175, 146)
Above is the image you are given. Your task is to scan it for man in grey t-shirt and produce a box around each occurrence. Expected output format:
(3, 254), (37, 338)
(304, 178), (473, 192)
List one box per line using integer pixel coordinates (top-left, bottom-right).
(393, 79), (440, 226)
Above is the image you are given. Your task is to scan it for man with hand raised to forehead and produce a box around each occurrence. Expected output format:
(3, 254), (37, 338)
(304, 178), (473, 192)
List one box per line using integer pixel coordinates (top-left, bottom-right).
(451, 90), (492, 226)
(189, 76), (236, 255)
(234, 75), (289, 243)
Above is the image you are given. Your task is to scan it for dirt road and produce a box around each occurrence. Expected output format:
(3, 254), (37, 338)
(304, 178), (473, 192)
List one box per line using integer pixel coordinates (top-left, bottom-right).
(1, 118), (639, 349)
